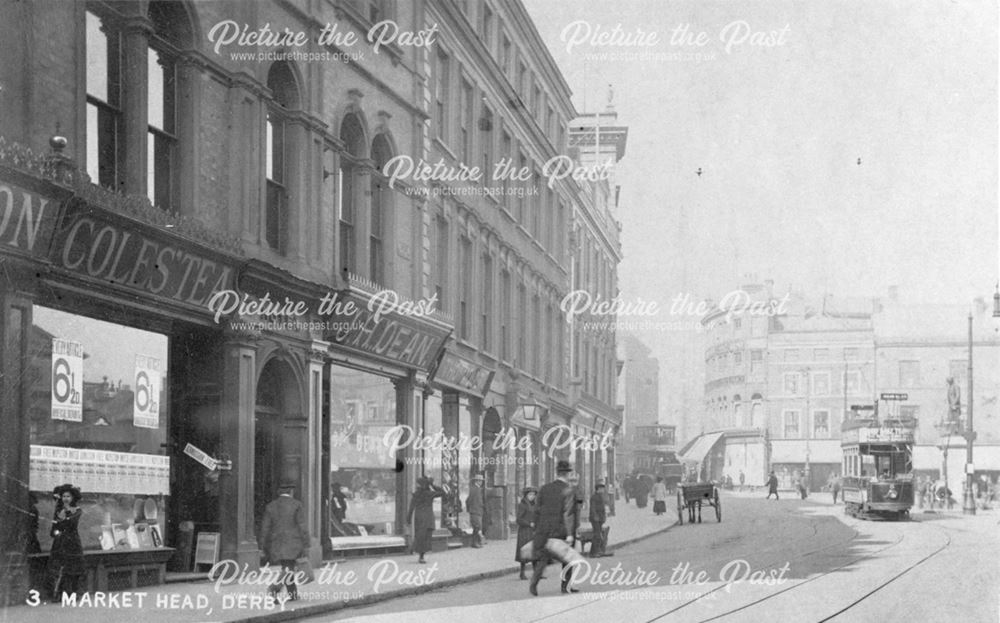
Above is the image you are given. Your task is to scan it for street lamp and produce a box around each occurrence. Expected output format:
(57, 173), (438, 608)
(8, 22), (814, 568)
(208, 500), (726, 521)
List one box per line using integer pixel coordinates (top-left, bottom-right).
(963, 313), (976, 515)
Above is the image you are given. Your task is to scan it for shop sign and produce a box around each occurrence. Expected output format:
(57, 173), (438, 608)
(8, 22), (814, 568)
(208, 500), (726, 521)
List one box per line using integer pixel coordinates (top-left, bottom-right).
(53, 207), (235, 309)
(30, 444), (170, 495)
(183, 443), (219, 471)
(323, 291), (449, 371)
(430, 349), (495, 397)
(0, 180), (60, 257)
(133, 354), (161, 429)
(51, 338), (83, 422)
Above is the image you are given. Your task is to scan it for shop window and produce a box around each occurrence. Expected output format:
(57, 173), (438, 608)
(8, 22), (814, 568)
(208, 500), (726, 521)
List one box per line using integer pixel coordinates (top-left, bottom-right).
(329, 366), (398, 534)
(27, 306), (170, 554)
(265, 62), (300, 255)
(86, 10), (122, 190)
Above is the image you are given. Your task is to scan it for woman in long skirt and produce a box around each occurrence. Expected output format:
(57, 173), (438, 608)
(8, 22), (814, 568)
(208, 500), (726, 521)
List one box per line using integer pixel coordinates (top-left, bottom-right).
(48, 484), (84, 600)
(514, 487), (537, 579)
(407, 476), (444, 564)
(651, 477), (668, 515)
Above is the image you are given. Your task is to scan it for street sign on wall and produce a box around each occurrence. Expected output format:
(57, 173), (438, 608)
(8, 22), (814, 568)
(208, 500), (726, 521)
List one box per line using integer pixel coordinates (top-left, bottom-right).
(880, 393), (908, 401)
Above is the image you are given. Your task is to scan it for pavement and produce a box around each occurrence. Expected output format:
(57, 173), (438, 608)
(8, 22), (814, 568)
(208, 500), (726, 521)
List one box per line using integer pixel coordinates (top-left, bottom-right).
(2, 499), (677, 623)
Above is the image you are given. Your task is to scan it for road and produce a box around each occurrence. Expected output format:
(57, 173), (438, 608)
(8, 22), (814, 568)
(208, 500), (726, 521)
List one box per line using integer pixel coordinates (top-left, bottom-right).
(295, 495), (1000, 623)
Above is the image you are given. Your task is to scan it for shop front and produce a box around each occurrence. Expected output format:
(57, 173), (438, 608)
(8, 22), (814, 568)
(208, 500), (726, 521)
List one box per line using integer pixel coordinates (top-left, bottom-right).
(426, 347), (496, 537)
(0, 156), (250, 601)
(320, 284), (452, 553)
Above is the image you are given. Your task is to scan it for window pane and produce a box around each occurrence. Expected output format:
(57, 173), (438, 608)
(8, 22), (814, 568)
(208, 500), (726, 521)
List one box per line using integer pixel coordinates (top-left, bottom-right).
(86, 12), (108, 102)
(148, 49), (165, 131)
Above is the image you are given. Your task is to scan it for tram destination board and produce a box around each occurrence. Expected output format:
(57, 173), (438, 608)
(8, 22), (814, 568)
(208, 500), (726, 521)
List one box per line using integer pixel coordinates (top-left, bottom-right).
(880, 393), (909, 401)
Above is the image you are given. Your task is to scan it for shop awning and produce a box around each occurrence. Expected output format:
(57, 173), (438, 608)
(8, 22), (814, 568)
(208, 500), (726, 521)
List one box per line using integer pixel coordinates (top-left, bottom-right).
(770, 440), (842, 464)
(679, 432), (724, 464)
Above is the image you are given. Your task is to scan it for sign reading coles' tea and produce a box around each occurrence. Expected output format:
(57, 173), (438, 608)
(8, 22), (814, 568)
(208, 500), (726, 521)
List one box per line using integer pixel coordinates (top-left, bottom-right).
(52, 205), (236, 308)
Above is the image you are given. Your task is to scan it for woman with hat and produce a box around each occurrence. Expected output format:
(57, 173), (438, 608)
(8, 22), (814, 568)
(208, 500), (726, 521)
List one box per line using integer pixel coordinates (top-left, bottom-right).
(514, 486), (537, 579)
(407, 476), (445, 564)
(49, 483), (84, 600)
(466, 473), (485, 548)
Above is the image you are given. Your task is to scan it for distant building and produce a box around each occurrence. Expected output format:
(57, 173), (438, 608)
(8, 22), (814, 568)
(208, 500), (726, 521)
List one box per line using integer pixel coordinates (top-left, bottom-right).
(617, 334), (660, 475)
(873, 294), (1000, 496)
(690, 279), (875, 489)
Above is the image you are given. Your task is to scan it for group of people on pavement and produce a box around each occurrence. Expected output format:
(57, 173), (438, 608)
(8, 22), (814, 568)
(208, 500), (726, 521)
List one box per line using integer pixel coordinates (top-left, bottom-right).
(522, 460), (614, 596)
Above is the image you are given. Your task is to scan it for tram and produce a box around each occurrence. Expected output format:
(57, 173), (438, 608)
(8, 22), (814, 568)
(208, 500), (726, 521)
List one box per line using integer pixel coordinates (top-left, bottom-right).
(840, 416), (916, 520)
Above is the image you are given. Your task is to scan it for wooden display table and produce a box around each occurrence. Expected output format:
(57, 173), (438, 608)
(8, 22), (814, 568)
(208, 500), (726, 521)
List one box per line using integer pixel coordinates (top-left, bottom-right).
(30, 547), (176, 592)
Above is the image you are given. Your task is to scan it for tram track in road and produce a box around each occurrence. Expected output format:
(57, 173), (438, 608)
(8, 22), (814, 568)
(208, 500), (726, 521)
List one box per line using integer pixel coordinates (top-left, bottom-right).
(685, 516), (952, 623)
(524, 506), (863, 623)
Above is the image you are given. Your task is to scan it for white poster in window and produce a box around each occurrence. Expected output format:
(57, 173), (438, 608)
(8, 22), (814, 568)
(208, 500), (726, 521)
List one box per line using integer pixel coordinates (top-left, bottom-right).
(134, 354), (161, 428)
(51, 338), (83, 422)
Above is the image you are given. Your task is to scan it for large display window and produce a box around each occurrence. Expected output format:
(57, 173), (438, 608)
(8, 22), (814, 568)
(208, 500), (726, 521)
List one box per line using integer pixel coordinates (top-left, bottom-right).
(328, 365), (397, 535)
(27, 306), (170, 553)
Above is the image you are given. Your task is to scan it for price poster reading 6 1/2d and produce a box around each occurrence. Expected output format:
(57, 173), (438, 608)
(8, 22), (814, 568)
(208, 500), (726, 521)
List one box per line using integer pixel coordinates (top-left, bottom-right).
(50, 338), (83, 422)
(133, 354), (161, 429)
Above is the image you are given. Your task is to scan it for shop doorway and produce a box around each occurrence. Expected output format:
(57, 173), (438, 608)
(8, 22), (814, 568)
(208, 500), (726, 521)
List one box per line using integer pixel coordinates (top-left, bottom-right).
(254, 357), (302, 535)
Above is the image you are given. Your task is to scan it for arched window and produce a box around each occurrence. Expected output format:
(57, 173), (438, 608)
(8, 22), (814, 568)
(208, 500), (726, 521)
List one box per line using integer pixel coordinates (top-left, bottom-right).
(733, 394), (742, 428)
(750, 393), (763, 428)
(85, 1), (193, 207)
(146, 1), (192, 210)
(339, 113), (366, 272)
(265, 62), (300, 255)
(370, 134), (393, 285)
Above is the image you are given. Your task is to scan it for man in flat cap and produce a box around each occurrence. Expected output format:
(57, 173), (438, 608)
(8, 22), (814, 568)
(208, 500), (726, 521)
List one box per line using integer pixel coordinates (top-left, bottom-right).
(529, 460), (578, 596)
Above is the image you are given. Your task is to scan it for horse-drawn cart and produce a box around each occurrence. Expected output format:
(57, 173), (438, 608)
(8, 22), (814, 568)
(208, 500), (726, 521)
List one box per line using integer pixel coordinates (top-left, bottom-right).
(676, 482), (721, 524)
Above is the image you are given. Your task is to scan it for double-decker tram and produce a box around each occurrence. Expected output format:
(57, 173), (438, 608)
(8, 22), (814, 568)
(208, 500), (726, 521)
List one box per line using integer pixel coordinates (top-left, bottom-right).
(841, 416), (916, 520)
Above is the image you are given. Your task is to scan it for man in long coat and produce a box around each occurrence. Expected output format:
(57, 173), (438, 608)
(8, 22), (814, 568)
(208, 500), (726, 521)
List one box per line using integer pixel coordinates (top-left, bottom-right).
(466, 473), (485, 547)
(260, 481), (310, 601)
(529, 460), (577, 596)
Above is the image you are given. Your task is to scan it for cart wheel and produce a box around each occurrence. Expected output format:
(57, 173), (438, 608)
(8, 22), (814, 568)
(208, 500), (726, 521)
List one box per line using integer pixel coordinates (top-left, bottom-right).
(714, 488), (722, 522)
(677, 490), (684, 525)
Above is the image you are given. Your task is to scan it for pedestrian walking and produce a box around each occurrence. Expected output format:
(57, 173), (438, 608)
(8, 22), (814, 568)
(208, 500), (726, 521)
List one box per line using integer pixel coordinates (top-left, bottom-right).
(739, 470), (746, 492)
(529, 460), (578, 596)
(408, 476), (445, 564)
(48, 484), (84, 601)
(766, 471), (779, 500)
(651, 477), (668, 516)
(634, 475), (650, 509)
(567, 473), (584, 549)
(588, 482), (612, 557)
(467, 473), (485, 548)
(832, 475), (841, 504)
(259, 480), (310, 601)
(515, 486), (537, 579)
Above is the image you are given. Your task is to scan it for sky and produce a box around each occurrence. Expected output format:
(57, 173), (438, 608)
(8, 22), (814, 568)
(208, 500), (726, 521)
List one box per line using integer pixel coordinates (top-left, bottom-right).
(522, 0), (998, 424)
